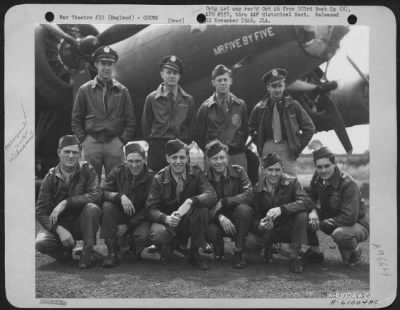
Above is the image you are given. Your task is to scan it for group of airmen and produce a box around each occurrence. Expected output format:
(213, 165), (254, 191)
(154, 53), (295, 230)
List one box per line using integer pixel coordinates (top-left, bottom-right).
(36, 46), (369, 273)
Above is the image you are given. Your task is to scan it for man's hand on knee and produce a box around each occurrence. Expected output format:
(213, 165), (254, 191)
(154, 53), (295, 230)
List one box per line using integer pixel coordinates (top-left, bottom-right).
(121, 195), (136, 216)
(56, 225), (75, 248)
(218, 214), (236, 236)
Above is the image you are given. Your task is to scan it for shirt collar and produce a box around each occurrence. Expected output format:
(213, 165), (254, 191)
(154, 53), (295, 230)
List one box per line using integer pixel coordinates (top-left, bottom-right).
(92, 76), (118, 89)
(54, 162), (81, 181)
(154, 83), (190, 99)
(163, 165), (192, 184)
(206, 92), (241, 108)
(321, 166), (341, 189)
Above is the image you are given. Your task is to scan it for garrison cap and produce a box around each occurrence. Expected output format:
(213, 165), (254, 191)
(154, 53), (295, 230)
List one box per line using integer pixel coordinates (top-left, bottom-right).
(312, 146), (334, 162)
(124, 142), (146, 159)
(58, 135), (81, 150)
(262, 68), (288, 85)
(92, 46), (118, 62)
(165, 138), (187, 156)
(160, 55), (184, 74)
(262, 152), (282, 168)
(211, 64), (232, 79)
(205, 139), (229, 158)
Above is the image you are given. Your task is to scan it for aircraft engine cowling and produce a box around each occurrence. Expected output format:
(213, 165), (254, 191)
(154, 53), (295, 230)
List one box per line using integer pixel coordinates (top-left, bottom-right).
(35, 24), (99, 110)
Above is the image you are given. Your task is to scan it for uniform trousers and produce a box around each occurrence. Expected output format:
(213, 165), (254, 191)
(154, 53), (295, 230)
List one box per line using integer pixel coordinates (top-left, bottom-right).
(100, 201), (151, 253)
(308, 222), (369, 261)
(82, 135), (124, 181)
(35, 203), (102, 260)
(150, 207), (209, 249)
(206, 204), (253, 252)
(262, 140), (296, 176)
(246, 212), (308, 254)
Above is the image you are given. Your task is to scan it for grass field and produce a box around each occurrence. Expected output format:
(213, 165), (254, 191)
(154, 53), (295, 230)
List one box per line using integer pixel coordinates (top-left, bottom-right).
(36, 150), (370, 300)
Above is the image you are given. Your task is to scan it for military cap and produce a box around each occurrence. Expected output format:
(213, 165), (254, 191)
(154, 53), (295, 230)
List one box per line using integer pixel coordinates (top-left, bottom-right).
(160, 55), (184, 74)
(124, 142), (146, 159)
(211, 64), (232, 79)
(262, 68), (288, 85)
(205, 139), (229, 158)
(312, 146), (334, 162)
(92, 46), (118, 62)
(58, 135), (81, 149)
(165, 138), (187, 156)
(262, 152), (282, 168)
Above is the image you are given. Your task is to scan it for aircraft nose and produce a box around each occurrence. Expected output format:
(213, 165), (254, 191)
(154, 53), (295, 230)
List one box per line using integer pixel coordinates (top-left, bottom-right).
(295, 26), (349, 60)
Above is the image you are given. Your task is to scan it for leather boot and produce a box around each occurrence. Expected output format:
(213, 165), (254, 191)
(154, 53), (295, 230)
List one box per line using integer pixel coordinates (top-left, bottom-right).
(188, 248), (209, 270)
(102, 238), (119, 268)
(78, 247), (95, 269)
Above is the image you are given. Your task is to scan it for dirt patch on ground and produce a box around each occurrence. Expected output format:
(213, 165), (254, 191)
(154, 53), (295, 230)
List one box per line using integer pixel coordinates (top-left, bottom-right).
(36, 232), (369, 299)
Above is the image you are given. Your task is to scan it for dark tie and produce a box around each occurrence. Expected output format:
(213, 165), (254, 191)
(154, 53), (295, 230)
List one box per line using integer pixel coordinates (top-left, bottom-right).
(176, 175), (184, 201)
(103, 82), (112, 112)
(168, 92), (176, 109)
(272, 101), (282, 142)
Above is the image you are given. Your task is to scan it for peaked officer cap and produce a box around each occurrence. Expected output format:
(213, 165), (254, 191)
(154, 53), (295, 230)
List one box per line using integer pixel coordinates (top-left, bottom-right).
(262, 68), (288, 85)
(160, 55), (184, 74)
(92, 46), (118, 62)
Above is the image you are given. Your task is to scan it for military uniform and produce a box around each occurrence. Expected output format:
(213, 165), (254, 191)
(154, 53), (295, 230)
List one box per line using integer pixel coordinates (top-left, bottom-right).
(71, 46), (136, 179)
(146, 165), (217, 249)
(100, 163), (155, 257)
(308, 166), (369, 262)
(205, 165), (254, 257)
(246, 174), (313, 255)
(248, 68), (315, 176)
(141, 55), (196, 172)
(35, 162), (102, 262)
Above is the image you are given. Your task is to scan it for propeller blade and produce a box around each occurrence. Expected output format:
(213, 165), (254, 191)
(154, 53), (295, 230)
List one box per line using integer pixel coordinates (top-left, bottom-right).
(321, 94), (353, 154)
(41, 24), (78, 47)
(346, 55), (369, 85)
(96, 25), (149, 46)
(287, 80), (319, 92)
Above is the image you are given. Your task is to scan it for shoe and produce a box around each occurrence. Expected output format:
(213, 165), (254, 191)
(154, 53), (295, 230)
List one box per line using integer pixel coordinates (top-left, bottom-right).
(55, 249), (73, 263)
(188, 249), (209, 270)
(147, 244), (160, 254)
(203, 243), (213, 254)
(160, 245), (174, 264)
(348, 247), (362, 267)
(302, 249), (324, 264)
(213, 242), (225, 260)
(124, 243), (142, 262)
(289, 256), (304, 273)
(263, 247), (273, 264)
(78, 248), (96, 269)
(232, 251), (246, 269)
(102, 253), (119, 268)
(102, 239), (120, 268)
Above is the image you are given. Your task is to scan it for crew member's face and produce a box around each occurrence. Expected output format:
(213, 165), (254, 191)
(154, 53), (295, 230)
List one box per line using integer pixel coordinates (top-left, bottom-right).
(264, 162), (283, 185)
(267, 80), (285, 101)
(208, 150), (229, 175)
(315, 158), (335, 180)
(212, 73), (232, 95)
(95, 60), (115, 81)
(126, 153), (146, 176)
(58, 145), (81, 170)
(160, 68), (181, 87)
(166, 149), (188, 175)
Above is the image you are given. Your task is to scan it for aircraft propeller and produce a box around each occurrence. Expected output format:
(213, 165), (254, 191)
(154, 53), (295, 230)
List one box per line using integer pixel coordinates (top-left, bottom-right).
(42, 24), (148, 58)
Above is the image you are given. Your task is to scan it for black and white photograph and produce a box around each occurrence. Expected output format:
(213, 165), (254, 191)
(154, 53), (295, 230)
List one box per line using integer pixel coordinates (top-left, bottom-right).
(4, 4), (397, 308)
